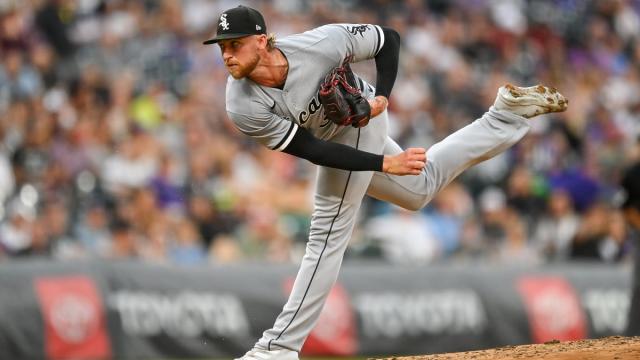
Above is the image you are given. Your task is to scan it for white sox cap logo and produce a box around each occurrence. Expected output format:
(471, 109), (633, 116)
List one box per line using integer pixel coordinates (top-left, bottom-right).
(219, 13), (229, 30)
(202, 5), (266, 45)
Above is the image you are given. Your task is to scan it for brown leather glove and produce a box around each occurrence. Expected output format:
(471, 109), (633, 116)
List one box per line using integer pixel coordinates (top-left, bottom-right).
(318, 60), (371, 128)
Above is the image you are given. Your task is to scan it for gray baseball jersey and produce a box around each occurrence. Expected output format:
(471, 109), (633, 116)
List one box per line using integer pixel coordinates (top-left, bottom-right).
(225, 24), (532, 354)
(226, 24), (381, 149)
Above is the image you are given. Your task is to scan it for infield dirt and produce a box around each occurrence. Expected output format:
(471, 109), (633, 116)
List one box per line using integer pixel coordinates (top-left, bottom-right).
(378, 336), (640, 360)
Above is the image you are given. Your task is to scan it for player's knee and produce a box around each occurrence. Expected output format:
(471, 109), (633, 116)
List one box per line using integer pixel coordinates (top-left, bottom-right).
(389, 192), (432, 211)
(403, 204), (422, 212)
(398, 198), (424, 212)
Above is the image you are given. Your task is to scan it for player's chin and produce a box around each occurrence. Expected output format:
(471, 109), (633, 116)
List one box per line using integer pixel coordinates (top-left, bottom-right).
(227, 66), (246, 79)
(229, 71), (244, 79)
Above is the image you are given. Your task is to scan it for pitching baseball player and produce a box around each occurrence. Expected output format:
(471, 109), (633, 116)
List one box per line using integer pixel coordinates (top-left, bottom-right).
(203, 5), (568, 360)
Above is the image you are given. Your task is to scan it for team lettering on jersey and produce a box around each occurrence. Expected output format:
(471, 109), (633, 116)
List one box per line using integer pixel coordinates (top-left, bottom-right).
(297, 53), (361, 128)
(298, 94), (331, 127)
(348, 25), (370, 37)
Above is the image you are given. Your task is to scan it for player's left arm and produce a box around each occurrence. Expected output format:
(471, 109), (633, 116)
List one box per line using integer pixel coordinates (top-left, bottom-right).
(369, 27), (400, 117)
(326, 24), (400, 117)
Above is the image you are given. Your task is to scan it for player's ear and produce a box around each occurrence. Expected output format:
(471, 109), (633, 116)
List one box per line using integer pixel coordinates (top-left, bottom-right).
(256, 34), (268, 50)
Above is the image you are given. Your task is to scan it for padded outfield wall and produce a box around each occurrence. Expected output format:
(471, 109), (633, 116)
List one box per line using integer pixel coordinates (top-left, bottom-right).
(0, 260), (631, 359)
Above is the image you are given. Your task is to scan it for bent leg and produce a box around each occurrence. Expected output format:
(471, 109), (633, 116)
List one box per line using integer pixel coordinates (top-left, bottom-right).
(367, 107), (530, 210)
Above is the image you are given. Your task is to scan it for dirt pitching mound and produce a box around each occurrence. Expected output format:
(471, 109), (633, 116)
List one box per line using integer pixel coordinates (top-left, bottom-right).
(382, 336), (640, 360)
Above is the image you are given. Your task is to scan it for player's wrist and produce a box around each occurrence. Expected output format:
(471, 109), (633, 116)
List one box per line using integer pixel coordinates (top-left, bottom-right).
(382, 154), (394, 173)
(374, 95), (388, 105)
(369, 96), (388, 118)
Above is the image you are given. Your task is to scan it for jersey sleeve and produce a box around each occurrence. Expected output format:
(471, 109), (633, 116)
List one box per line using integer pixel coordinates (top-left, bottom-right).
(226, 77), (299, 151)
(320, 24), (385, 63)
(227, 109), (299, 152)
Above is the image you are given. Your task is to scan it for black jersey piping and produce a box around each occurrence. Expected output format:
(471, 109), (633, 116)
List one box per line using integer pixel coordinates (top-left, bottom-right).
(268, 128), (362, 351)
(272, 121), (296, 150)
(374, 25), (382, 54)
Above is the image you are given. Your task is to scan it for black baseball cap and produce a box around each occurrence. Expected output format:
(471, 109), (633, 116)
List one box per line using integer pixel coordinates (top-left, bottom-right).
(621, 162), (640, 211)
(202, 5), (266, 45)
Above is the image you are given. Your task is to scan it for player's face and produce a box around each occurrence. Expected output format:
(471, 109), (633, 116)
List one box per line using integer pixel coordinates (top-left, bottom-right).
(218, 36), (260, 79)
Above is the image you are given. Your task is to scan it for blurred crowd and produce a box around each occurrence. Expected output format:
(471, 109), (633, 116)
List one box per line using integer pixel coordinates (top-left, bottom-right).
(0, 0), (639, 266)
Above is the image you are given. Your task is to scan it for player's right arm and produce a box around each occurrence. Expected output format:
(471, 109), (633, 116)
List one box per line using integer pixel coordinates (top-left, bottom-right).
(282, 124), (426, 176)
(227, 79), (424, 176)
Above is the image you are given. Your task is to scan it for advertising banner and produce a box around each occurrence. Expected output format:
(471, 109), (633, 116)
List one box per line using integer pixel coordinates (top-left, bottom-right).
(0, 260), (632, 359)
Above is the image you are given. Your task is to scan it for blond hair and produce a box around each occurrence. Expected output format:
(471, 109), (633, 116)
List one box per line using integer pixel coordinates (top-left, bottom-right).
(267, 33), (277, 50)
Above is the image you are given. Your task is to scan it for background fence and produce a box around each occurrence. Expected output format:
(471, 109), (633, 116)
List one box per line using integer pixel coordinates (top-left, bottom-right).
(2, 1), (640, 358)
(0, 260), (632, 359)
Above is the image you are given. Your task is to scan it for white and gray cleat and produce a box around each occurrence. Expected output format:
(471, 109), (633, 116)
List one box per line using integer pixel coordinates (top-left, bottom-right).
(493, 83), (568, 119)
(234, 348), (299, 360)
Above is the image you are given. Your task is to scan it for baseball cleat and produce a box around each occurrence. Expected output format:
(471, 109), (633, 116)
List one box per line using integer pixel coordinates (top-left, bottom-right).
(235, 348), (299, 360)
(493, 84), (568, 119)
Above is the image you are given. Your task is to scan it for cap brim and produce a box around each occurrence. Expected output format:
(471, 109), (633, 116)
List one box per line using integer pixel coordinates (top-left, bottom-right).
(202, 33), (251, 45)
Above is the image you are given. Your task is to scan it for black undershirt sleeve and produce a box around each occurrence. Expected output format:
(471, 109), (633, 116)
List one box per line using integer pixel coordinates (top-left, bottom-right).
(282, 126), (384, 172)
(277, 27), (400, 172)
(374, 27), (401, 98)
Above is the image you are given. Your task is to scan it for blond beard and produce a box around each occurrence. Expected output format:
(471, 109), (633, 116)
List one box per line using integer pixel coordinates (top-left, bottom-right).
(229, 52), (260, 79)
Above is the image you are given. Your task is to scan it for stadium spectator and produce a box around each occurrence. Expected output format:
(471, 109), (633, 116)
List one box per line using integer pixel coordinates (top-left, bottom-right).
(74, 200), (111, 258)
(0, 0), (638, 266)
(570, 200), (625, 262)
(423, 181), (473, 257)
(168, 218), (207, 265)
(365, 206), (440, 264)
(108, 217), (137, 259)
(533, 187), (581, 261)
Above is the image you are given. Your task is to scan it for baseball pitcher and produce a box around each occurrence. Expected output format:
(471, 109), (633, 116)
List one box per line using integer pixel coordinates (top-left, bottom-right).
(203, 5), (568, 360)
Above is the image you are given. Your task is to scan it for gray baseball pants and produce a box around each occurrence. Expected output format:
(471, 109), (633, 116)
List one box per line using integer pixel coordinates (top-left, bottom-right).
(258, 107), (531, 352)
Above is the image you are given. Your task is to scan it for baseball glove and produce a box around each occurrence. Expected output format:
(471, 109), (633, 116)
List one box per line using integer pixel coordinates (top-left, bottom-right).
(318, 60), (371, 128)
